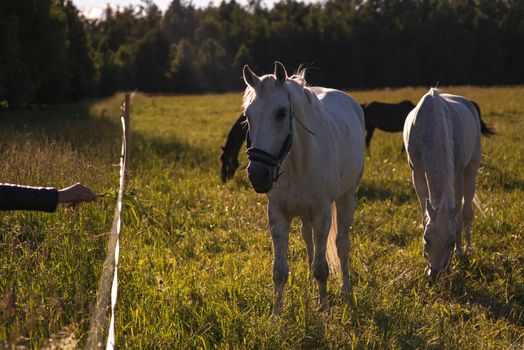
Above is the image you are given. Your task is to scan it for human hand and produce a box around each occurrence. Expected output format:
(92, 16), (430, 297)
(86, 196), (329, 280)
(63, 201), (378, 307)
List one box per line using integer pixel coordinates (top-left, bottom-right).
(58, 183), (96, 204)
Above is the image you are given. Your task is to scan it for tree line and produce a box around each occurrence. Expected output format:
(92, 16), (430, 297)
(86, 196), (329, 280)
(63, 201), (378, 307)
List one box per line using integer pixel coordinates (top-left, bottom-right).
(1, 0), (523, 108)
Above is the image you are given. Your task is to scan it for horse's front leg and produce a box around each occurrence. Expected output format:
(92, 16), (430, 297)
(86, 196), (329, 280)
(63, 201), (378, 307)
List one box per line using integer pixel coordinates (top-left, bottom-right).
(454, 175), (465, 256)
(268, 202), (291, 315)
(300, 218), (314, 269)
(311, 203), (332, 311)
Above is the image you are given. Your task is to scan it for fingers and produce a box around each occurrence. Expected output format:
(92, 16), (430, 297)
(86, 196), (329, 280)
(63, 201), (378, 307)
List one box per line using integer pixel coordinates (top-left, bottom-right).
(73, 183), (96, 202)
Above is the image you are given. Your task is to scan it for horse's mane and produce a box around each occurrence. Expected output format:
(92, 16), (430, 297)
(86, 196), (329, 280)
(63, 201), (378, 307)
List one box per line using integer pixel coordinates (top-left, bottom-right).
(420, 88), (455, 229)
(290, 66), (308, 86)
(289, 68), (319, 106)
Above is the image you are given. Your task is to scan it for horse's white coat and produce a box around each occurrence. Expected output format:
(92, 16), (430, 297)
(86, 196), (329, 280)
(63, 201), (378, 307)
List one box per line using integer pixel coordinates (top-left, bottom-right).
(243, 63), (365, 311)
(403, 88), (481, 276)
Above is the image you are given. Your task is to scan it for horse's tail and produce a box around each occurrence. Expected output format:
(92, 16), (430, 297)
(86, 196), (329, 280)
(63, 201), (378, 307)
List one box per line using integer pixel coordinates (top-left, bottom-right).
(471, 101), (495, 137)
(326, 203), (342, 279)
(473, 193), (486, 218)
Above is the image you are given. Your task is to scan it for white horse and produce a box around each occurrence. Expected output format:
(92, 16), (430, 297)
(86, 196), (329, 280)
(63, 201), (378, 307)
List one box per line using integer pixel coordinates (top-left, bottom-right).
(242, 62), (365, 312)
(403, 88), (481, 280)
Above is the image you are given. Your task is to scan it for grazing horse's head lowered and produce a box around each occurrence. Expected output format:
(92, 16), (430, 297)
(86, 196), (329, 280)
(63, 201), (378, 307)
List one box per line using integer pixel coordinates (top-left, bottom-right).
(423, 199), (459, 280)
(220, 148), (239, 182)
(242, 62), (294, 193)
(220, 114), (248, 183)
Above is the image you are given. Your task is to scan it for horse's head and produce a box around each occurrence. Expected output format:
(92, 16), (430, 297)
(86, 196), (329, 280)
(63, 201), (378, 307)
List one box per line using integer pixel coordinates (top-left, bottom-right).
(242, 61), (294, 193)
(220, 146), (239, 183)
(423, 199), (459, 281)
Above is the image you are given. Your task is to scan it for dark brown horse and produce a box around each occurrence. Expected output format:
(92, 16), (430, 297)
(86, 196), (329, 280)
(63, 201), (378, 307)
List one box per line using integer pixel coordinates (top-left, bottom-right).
(362, 100), (415, 150)
(220, 114), (247, 182)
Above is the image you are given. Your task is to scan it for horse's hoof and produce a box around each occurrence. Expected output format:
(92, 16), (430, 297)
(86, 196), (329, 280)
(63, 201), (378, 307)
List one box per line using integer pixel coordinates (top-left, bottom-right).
(341, 290), (354, 305)
(272, 302), (283, 315)
(319, 300), (330, 312)
(341, 284), (354, 302)
(455, 249), (465, 257)
(341, 283), (352, 295)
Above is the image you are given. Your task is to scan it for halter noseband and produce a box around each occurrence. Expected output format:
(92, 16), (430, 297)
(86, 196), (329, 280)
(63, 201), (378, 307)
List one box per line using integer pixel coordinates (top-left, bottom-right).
(246, 99), (294, 182)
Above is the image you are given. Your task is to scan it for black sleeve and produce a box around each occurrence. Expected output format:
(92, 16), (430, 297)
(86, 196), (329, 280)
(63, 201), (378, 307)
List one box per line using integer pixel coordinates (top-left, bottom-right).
(0, 183), (59, 212)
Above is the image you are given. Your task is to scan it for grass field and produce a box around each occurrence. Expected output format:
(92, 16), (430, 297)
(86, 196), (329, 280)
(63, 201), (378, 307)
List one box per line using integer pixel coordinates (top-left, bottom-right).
(1, 86), (523, 349)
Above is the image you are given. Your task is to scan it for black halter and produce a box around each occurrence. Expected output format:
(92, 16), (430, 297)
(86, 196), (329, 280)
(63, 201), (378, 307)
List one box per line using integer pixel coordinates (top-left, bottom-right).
(246, 100), (294, 182)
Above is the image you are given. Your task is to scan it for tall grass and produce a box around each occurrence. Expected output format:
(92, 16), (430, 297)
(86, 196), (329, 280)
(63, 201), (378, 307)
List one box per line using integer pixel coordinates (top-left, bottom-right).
(0, 87), (523, 348)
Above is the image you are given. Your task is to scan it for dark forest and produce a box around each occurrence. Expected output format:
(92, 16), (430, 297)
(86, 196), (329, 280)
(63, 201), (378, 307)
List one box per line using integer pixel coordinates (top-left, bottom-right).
(1, 0), (523, 107)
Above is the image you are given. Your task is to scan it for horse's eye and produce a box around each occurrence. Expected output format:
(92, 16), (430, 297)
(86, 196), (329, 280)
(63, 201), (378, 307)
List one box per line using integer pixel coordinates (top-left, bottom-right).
(276, 108), (287, 119)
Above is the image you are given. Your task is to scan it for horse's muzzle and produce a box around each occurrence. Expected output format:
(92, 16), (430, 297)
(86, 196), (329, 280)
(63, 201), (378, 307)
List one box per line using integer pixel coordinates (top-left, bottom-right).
(220, 167), (227, 183)
(247, 161), (275, 193)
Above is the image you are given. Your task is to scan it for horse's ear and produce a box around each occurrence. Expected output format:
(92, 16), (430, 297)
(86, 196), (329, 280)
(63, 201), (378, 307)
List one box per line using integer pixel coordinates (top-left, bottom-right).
(274, 61), (287, 85)
(243, 65), (260, 88)
(426, 199), (436, 221)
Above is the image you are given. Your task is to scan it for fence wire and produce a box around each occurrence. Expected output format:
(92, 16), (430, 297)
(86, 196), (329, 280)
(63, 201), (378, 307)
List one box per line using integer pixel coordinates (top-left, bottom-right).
(86, 95), (129, 350)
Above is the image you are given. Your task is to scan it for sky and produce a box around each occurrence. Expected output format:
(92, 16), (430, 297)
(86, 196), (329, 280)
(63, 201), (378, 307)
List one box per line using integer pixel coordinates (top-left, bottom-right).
(72, 0), (319, 19)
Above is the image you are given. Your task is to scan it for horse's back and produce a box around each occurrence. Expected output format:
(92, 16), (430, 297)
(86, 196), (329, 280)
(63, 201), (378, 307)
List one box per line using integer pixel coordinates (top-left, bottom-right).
(441, 93), (482, 166)
(312, 87), (365, 133)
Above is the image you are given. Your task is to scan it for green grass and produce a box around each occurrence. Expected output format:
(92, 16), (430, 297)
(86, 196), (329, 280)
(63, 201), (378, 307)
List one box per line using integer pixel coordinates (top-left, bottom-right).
(1, 87), (523, 349)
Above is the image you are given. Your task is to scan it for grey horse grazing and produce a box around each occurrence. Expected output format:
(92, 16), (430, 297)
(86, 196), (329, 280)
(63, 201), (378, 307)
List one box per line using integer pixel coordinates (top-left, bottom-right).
(403, 88), (482, 280)
(242, 62), (365, 312)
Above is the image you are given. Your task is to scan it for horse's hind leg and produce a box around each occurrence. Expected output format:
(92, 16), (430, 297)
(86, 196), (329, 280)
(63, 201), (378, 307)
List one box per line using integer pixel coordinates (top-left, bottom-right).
(300, 218), (314, 269)
(454, 174), (465, 256)
(311, 204), (332, 311)
(335, 189), (356, 297)
(463, 163), (478, 251)
(365, 127), (375, 152)
(412, 169), (429, 227)
(268, 203), (292, 315)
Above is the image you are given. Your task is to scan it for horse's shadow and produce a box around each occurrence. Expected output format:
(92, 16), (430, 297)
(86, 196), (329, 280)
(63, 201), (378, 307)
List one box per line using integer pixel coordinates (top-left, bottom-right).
(0, 100), (215, 182)
(0, 102), (123, 152)
(448, 255), (524, 327)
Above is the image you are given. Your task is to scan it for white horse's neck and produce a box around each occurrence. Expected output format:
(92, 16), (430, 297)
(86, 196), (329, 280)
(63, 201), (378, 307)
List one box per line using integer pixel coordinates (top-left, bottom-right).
(280, 86), (322, 182)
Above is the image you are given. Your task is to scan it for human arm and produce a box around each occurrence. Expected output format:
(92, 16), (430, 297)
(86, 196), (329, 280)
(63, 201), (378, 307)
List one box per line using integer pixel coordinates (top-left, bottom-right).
(0, 183), (95, 212)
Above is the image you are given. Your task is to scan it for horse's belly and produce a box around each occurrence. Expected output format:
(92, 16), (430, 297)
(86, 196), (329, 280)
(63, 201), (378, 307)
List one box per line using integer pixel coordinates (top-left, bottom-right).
(378, 122), (404, 132)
